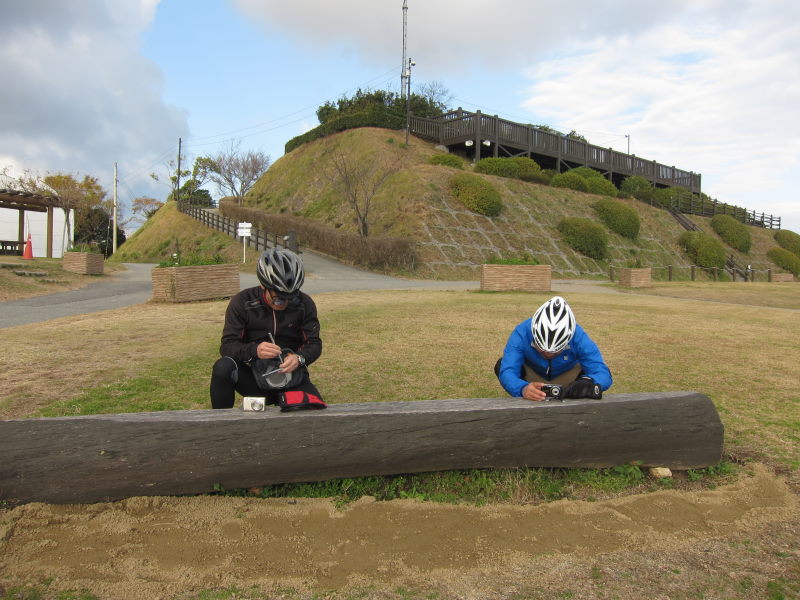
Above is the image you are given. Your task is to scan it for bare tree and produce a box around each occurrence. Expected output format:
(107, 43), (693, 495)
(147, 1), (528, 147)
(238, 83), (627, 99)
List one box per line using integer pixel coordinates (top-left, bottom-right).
(328, 151), (401, 238)
(200, 141), (271, 205)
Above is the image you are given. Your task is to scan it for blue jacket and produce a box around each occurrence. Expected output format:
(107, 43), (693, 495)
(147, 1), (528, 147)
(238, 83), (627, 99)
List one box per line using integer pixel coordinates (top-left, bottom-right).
(498, 320), (612, 397)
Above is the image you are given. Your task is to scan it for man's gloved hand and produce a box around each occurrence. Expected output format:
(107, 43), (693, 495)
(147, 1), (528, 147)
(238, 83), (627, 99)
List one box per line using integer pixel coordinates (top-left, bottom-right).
(564, 376), (602, 399)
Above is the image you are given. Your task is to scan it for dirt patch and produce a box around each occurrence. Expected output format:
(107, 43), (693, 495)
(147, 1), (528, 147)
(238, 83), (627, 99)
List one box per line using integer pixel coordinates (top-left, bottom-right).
(1, 463), (797, 599)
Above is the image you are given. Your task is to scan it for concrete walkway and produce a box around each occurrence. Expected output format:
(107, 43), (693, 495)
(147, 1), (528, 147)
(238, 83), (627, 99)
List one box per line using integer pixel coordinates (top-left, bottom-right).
(0, 250), (614, 329)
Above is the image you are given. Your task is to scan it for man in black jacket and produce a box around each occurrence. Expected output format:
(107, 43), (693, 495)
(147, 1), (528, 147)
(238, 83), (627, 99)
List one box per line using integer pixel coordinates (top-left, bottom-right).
(210, 248), (323, 409)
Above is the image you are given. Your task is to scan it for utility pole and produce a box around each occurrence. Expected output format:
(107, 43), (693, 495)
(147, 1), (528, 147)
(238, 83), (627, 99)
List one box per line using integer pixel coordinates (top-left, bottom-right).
(400, 1), (408, 98)
(176, 137), (182, 202)
(625, 134), (630, 154)
(112, 162), (118, 253)
(405, 57), (414, 145)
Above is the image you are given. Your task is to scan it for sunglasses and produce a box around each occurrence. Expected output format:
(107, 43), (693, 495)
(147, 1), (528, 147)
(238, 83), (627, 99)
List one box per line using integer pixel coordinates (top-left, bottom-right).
(267, 289), (295, 306)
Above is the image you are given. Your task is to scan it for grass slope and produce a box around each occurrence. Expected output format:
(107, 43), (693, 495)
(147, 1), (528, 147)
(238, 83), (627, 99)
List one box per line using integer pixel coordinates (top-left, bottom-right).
(114, 128), (791, 282)
(247, 127), (790, 279)
(109, 201), (257, 269)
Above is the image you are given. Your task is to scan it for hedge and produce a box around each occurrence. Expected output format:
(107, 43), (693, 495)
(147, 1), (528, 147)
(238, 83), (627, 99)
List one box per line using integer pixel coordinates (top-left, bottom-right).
(448, 173), (502, 217)
(551, 171), (589, 192)
(474, 158), (520, 179)
(220, 201), (417, 271)
(557, 217), (608, 259)
(427, 153), (464, 169)
(285, 107), (404, 153)
(711, 214), (752, 253)
(767, 247), (800, 276)
(679, 231), (727, 270)
(774, 229), (800, 258)
(593, 198), (640, 240)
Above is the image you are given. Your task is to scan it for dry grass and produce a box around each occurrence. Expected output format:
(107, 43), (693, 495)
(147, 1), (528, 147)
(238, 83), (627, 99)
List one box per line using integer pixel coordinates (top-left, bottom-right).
(1, 286), (798, 471)
(0, 256), (122, 301)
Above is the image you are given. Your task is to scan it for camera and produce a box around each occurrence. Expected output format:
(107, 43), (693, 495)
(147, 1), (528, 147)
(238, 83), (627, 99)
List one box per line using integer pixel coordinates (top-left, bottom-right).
(541, 384), (563, 399)
(242, 396), (267, 411)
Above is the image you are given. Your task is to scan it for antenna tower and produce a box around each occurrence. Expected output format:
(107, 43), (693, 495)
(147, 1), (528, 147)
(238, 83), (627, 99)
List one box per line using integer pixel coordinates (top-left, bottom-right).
(401, 1), (408, 97)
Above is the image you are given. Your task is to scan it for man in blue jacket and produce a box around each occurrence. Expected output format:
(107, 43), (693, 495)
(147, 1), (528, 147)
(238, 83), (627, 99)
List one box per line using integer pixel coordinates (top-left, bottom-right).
(495, 296), (612, 401)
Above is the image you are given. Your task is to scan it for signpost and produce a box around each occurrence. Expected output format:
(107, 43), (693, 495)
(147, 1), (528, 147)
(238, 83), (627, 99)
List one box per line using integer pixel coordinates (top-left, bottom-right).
(237, 222), (251, 263)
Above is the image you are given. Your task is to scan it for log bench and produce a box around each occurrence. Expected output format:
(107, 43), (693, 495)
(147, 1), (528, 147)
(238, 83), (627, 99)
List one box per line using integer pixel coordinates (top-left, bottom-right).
(0, 392), (723, 505)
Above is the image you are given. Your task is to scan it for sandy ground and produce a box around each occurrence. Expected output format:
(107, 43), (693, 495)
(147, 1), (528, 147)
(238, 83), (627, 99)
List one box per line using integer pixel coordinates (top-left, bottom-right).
(1, 463), (798, 600)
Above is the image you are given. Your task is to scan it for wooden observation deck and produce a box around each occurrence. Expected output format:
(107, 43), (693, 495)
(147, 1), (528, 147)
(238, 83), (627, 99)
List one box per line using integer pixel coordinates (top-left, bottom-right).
(410, 109), (701, 194)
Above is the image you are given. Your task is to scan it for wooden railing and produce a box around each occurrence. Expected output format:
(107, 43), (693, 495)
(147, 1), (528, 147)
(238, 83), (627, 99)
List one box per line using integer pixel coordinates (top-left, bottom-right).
(411, 109), (701, 191)
(412, 109), (781, 229)
(177, 202), (299, 254)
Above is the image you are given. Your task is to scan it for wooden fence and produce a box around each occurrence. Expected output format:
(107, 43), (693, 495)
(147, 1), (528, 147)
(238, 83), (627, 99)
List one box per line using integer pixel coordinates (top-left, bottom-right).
(177, 202), (299, 254)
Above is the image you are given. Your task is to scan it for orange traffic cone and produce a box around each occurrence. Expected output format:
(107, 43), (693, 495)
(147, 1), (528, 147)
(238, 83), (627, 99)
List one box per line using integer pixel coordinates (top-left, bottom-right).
(22, 233), (33, 260)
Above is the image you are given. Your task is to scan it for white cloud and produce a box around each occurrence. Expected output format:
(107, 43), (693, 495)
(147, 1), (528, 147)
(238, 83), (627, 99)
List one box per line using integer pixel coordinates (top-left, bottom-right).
(0, 0), (187, 211)
(517, 1), (800, 230)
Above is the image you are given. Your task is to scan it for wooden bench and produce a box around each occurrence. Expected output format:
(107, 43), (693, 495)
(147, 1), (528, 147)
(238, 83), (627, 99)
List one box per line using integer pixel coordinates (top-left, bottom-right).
(0, 392), (723, 505)
(0, 240), (23, 256)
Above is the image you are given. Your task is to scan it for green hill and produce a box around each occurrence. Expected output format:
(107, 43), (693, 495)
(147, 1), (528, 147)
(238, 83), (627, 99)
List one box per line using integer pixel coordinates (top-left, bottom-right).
(117, 127), (789, 281)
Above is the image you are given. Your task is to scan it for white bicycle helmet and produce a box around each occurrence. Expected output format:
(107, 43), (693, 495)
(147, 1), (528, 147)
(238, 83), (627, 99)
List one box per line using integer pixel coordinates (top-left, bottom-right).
(256, 248), (304, 294)
(531, 296), (576, 353)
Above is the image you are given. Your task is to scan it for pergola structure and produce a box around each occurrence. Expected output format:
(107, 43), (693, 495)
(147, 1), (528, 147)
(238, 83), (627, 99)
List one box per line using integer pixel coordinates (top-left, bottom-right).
(0, 188), (58, 257)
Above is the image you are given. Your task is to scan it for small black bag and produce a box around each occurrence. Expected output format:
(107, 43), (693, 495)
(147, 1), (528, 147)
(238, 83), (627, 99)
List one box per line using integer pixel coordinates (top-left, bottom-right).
(251, 353), (304, 391)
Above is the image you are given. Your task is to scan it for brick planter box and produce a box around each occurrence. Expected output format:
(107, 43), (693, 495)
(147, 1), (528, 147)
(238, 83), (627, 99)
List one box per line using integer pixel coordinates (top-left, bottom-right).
(618, 267), (652, 288)
(771, 273), (795, 282)
(480, 264), (551, 292)
(151, 264), (240, 303)
(62, 252), (104, 275)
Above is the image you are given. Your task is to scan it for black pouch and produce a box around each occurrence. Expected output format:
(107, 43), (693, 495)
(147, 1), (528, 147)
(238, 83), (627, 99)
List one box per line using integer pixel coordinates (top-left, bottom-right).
(251, 354), (304, 391)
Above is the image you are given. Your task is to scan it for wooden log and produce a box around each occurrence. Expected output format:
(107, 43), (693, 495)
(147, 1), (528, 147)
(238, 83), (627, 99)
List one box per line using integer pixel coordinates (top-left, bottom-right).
(0, 392), (723, 505)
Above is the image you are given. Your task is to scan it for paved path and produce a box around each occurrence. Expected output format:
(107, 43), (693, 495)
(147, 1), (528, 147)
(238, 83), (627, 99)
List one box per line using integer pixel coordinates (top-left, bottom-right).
(0, 251), (614, 329)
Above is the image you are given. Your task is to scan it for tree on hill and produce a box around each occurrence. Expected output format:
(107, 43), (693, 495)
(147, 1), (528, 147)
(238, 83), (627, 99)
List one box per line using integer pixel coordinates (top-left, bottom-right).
(316, 87), (449, 126)
(327, 149), (401, 238)
(196, 141), (271, 205)
(129, 197), (164, 226)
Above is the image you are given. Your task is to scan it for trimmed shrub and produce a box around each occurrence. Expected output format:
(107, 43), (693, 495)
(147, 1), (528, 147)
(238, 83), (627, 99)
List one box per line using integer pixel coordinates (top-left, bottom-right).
(510, 156), (549, 183)
(474, 157), (520, 179)
(594, 198), (640, 240)
(679, 231), (726, 270)
(767, 247), (800, 276)
(711, 214), (752, 253)
(557, 217), (608, 260)
(427, 153), (464, 169)
(448, 173), (502, 217)
(486, 252), (539, 265)
(586, 177), (619, 197)
(568, 166), (605, 180)
(551, 171), (589, 192)
(774, 229), (800, 258)
(620, 175), (654, 199)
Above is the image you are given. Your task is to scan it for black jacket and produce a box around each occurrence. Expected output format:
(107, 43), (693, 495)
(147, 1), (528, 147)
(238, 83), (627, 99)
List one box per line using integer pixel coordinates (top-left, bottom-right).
(219, 286), (322, 365)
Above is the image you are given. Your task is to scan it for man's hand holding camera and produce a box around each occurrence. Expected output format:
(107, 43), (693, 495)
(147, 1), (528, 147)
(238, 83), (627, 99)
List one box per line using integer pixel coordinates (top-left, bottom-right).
(522, 382), (549, 402)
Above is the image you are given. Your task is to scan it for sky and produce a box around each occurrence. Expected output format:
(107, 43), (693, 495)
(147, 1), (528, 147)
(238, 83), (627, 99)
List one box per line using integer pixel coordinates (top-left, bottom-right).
(1, 0), (799, 233)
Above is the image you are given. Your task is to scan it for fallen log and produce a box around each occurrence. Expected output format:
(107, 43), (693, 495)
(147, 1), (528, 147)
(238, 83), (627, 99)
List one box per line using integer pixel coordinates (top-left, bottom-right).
(0, 392), (723, 505)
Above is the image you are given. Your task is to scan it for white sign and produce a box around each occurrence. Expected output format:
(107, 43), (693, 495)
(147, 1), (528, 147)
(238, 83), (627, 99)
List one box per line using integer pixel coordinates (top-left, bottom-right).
(237, 221), (252, 237)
